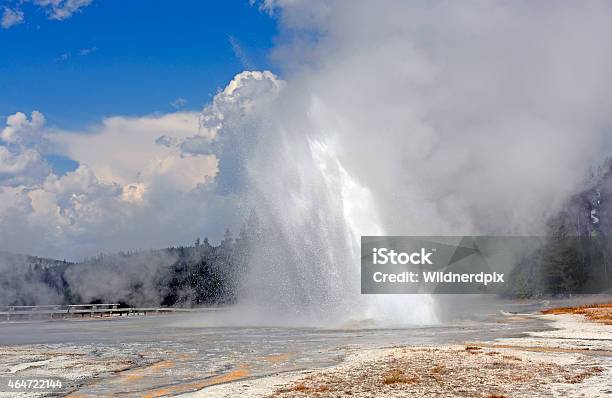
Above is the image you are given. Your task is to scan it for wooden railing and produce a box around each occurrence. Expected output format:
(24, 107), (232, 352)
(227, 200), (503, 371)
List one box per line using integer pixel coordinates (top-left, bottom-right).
(0, 304), (208, 321)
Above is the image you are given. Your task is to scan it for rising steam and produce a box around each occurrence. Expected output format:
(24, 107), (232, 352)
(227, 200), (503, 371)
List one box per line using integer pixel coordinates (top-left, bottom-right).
(185, 1), (612, 325)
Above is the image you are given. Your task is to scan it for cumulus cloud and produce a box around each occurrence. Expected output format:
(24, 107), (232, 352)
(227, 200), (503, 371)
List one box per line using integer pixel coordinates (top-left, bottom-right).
(50, 112), (216, 186)
(0, 147), (51, 187)
(1, 7), (24, 28)
(0, 111), (51, 187)
(171, 71), (285, 195)
(0, 109), (232, 259)
(1, 111), (46, 147)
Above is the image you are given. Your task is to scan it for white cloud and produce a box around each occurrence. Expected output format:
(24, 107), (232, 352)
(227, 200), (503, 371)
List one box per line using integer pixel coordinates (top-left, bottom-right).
(34, 0), (92, 20)
(50, 112), (216, 185)
(1, 111), (46, 146)
(213, 70), (283, 113)
(170, 97), (187, 109)
(79, 47), (96, 56)
(1, 0), (92, 29)
(0, 111), (51, 187)
(0, 147), (50, 187)
(0, 108), (232, 259)
(1, 8), (24, 28)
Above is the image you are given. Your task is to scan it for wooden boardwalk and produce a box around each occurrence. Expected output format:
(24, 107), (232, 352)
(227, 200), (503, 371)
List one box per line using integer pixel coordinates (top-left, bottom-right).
(0, 303), (208, 321)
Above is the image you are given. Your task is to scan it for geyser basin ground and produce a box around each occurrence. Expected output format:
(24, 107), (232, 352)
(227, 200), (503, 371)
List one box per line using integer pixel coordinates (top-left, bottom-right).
(0, 298), (610, 397)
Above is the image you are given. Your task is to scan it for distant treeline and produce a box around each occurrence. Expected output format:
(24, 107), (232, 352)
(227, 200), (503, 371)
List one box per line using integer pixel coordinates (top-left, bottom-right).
(0, 224), (258, 307)
(504, 160), (612, 298)
(503, 220), (612, 298)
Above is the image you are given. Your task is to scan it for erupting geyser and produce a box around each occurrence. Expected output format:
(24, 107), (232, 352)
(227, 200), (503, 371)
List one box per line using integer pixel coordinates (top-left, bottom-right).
(174, 1), (612, 326)
(187, 71), (437, 326)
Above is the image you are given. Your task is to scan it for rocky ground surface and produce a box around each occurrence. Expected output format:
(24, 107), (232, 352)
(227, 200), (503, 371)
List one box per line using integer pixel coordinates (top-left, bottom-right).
(0, 304), (610, 397)
(182, 306), (612, 398)
(0, 344), (142, 397)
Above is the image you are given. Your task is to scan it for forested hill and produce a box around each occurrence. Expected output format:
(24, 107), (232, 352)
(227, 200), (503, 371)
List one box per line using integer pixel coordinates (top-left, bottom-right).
(0, 229), (251, 307)
(504, 159), (612, 297)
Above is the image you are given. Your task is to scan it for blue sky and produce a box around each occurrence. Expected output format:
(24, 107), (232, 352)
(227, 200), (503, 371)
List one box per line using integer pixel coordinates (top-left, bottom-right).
(0, 0), (277, 129)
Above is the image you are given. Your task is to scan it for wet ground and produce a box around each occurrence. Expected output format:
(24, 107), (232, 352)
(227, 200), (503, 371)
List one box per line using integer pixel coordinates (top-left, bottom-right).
(0, 299), (557, 397)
